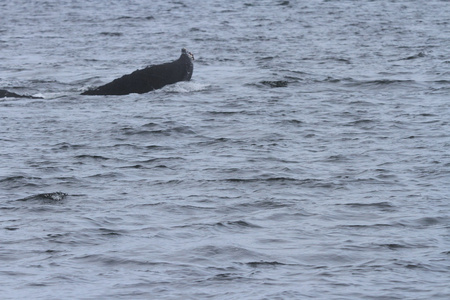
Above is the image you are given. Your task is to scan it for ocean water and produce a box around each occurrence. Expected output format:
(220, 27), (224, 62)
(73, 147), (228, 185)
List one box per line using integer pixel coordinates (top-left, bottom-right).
(1, 0), (449, 299)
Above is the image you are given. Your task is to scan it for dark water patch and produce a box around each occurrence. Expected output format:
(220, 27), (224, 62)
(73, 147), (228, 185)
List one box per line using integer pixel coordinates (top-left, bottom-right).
(222, 177), (339, 189)
(347, 100), (377, 106)
(260, 80), (288, 88)
(208, 273), (246, 282)
(334, 57), (351, 64)
(403, 263), (430, 270)
(105, 143), (140, 150)
(418, 217), (442, 226)
(339, 223), (404, 229)
(86, 172), (123, 179)
(46, 232), (73, 241)
(119, 164), (146, 169)
(100, 32), (123, 37)
(236, 199), (292, 210)
(137, 157), (185, 165)
(216, 220), (262, 229)
(152, 179), (184, 186)
(344, 119), (376, 128)
(195, 137), (232, 147)
(145, 145), (174, 150)
(257, 56), (276, 61)
(401, 52), (426, 60)
(52, 142), (87, 150)
(375, 173), (398, 180)
(191, 245), (263, 260)
(45, 231), (104, 246)
(323, 154), (349, 162)
(142, 122), (159, 128)
(410, 217), (446, 227)
(75, 154), (110, 161)
(159, 204), (219, 217)
(279, 119), (303, 126)
(378, 243), (417, 250)
(121, 126), (195, 136)
(344, 78), (418, 88)
(74, 254), (166, 267)
(121, 128), (168, 136)
(278, 1), (290, 6)
(4, 226), (19, 231)
(431, 80), (450, 84)
(348, 177), (402, 186)
(115, 16), (133, 20)
(265, 211), (315, 222)
(206, 110), (243, 115)
(98, 227), (123, 237)
(246, 261), (286, 268)
(340, 202), (395, 209)
(190, 27), (205, 32)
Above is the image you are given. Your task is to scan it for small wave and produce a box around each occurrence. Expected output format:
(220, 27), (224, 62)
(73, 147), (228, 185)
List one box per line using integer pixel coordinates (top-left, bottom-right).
(121, 125), (195, 136)
(0, 175), (41, 188)
(0, 175), (27, 183)
(432, 80), (450, 84)
(113, 15), (154, 21)
(52, 142), (86, 150)
(278, 119), (303, 126)
(344, 78), (417, 87)
(236, 200), (291, 210)
(208, 273), (245, 282)
(87, 172), (122, 179)
(191, 245), (262, 260)
(75, 154), (110, 160)
(206, 111), (242, 115)
(324, 154), (349, 162)
(225, 177), (297, 183)
(119, 164), (145, 169)
(345, 119), (376, 127)
(32, 93), (46, 99)
(222, 177), (338, 189)
(17, 192), (67, 202)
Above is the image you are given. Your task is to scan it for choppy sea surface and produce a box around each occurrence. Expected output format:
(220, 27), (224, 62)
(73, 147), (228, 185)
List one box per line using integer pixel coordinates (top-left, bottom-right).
(1, 1), (449, 299)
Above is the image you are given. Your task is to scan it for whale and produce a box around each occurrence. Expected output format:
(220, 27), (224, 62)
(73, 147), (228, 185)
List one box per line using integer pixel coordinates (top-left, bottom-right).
(81, 48), (194, 96)
(0, 89), (43, 99)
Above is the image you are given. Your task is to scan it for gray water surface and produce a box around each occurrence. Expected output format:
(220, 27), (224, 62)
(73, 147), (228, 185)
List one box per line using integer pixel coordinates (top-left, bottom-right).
(1, 1), (449, 299)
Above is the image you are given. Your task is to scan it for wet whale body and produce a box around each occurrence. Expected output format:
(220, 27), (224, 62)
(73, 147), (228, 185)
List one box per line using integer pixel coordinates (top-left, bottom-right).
(82, 48), (194, 96)
(0, 89), (43, 99)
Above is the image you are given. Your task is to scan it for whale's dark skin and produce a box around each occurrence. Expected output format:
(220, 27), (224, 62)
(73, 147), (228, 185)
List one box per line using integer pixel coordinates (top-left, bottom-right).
(82, 48), (194, 96)
(0, 89), (43, 99)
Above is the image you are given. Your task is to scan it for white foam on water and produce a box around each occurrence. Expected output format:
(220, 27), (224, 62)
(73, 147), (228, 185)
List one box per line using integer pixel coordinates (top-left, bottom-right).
(159, 81), (210, 93)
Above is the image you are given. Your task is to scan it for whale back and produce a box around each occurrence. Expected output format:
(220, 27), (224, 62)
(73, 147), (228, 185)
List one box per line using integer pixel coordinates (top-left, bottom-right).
(82, 48), (194, 96)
